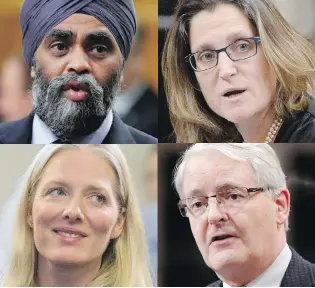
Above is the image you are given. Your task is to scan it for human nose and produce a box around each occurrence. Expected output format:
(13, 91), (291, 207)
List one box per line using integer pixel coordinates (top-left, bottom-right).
(207, 197), (228, 225)
(217, 51), (237, 80)
(66, 46), (91, 75)
(62, 197), (85, 223)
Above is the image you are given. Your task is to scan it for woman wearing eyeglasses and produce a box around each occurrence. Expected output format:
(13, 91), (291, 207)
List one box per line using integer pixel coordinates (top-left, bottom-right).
(162, 0), (315, 143)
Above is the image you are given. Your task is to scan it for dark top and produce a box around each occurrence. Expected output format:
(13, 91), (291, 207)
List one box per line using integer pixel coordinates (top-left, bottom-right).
(275, 97), (315, 143)
(0, 113), (157, 144)
(121, 85), (158, 138)
(208, 247), (315, 287)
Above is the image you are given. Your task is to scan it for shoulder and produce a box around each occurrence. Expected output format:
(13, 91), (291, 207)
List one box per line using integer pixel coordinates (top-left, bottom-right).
(125, 124), (157, 144)
(277, 97), (315, 143)
(0, 115), (33, 144)
(281, 246), (315, 286)
(0, 118), (20, 132)
(107, 114), (157, 144)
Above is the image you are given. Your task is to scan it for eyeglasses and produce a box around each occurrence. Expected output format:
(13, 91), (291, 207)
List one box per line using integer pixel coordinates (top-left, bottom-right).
(178, 186), (265, 218)
(185, 36), (261, 72)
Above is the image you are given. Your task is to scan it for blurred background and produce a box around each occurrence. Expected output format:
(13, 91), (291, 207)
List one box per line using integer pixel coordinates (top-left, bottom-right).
(158, 0), (315, 142)
(0, 144), (157, 283)
(159, 143), (315, 286)
(0, 0), (158, 138)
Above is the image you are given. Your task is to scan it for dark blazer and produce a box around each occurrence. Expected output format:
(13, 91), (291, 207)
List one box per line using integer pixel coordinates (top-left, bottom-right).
(0, 113), (157, 144)
(208, 247), (315, 287)
(275, 97), (315, 143)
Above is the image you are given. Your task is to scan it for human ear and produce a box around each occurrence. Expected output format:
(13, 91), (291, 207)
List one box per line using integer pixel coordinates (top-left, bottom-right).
(274, 188), (290, 229)
(111, 208), (126, 239)
(27, 207), (33, 228)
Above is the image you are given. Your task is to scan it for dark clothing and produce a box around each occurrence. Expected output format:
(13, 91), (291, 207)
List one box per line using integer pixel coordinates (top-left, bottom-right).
(121, 86), (158, 138)
(275, 97), (315, 143)
(208, 247), (315, 287)
(0, 113), (157, 144)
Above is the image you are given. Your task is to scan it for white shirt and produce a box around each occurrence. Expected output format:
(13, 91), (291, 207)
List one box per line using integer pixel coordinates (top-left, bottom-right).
(222, 243), (292, 287)
(31, 109), (113, 144)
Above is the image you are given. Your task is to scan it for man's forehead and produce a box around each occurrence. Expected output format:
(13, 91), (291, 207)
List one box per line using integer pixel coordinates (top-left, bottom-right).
(181, 150), (256, 195)
(184, 149), (244, 171)
(52, 14), (108, 33)
(44, 14), (116, 43)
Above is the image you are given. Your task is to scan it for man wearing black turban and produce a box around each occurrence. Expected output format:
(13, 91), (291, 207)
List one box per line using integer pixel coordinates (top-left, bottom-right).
(0, 0), (157, 144)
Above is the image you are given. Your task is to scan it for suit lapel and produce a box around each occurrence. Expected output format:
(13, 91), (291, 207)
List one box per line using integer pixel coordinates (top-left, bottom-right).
(102, 114), (136, 144)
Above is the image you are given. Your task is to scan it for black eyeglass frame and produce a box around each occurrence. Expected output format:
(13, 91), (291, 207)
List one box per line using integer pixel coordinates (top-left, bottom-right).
(185, 36), (261, 72)
(177, 186), (265, 218)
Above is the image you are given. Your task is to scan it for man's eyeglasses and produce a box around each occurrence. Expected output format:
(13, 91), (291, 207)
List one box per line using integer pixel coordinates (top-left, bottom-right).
(178, 186), (265, 218)
(185, 36), (261, 72)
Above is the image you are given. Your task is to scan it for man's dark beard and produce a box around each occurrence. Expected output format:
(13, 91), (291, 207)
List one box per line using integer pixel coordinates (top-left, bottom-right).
(32, 68), (121, 141)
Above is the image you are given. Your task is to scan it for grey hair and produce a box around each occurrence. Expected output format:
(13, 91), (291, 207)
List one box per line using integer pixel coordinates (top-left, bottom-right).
(173, 143), (289, 231)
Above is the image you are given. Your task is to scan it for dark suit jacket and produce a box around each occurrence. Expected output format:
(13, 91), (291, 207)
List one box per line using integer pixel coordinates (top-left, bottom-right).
(208, 247), (315, 287)
(0, 113), (157, 144)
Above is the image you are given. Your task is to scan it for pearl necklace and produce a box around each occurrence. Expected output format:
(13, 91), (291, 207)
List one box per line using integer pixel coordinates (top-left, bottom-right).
(265, 117), (284, 143)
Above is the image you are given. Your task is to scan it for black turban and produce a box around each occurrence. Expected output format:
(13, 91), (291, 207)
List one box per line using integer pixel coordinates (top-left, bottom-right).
(20, 0), (136, 69)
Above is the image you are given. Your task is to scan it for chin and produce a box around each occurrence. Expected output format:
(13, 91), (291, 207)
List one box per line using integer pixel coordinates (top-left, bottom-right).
(53, 256), (85, 265)
(222, 111), (256, 125)
(47, 251), (89, 265)
(206, 246), (247, 270)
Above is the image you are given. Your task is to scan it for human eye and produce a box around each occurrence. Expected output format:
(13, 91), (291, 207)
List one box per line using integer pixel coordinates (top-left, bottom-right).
(50, 42), (69, 56)
(189, 197), (207, 210)
(89, 45), (108, 57)
(234, 40), (251, 52)
(47, 187), (67, 197)
(198, 50), (216, 62)
(88, 193), (107, 204)
(224, 188), (246, 202)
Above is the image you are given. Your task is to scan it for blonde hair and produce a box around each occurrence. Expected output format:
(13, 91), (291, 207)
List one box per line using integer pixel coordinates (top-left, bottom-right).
(162, 0), (315, 142)
(2, 144), (153, 287)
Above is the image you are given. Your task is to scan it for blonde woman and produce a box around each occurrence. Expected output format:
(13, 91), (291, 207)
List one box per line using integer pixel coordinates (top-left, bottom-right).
(1, 144), (153, 286)
(162, 0), (315, 143)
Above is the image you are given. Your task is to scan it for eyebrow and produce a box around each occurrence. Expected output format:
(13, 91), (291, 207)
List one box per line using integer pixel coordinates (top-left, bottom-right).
(84, 31), (115, 48)
(45, 29), (75, 41)
(41, 180), (111, 195)
(83, 184), (112, 195)
(44, 29), (115, 50)
(193, 31), (254, 52)
(41, 180), (71, 192)
(86, 31), (114, 42)
(185, 182), (245, 198)
(185, 188), (204, 198)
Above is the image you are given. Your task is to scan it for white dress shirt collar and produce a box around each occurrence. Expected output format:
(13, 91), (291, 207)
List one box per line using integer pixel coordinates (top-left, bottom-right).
(222, 243), (292, 287)
(31, 109), (113, 144)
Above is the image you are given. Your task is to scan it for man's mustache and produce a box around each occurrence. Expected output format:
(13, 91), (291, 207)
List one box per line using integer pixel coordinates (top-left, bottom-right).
(48, 72), (103, 96)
